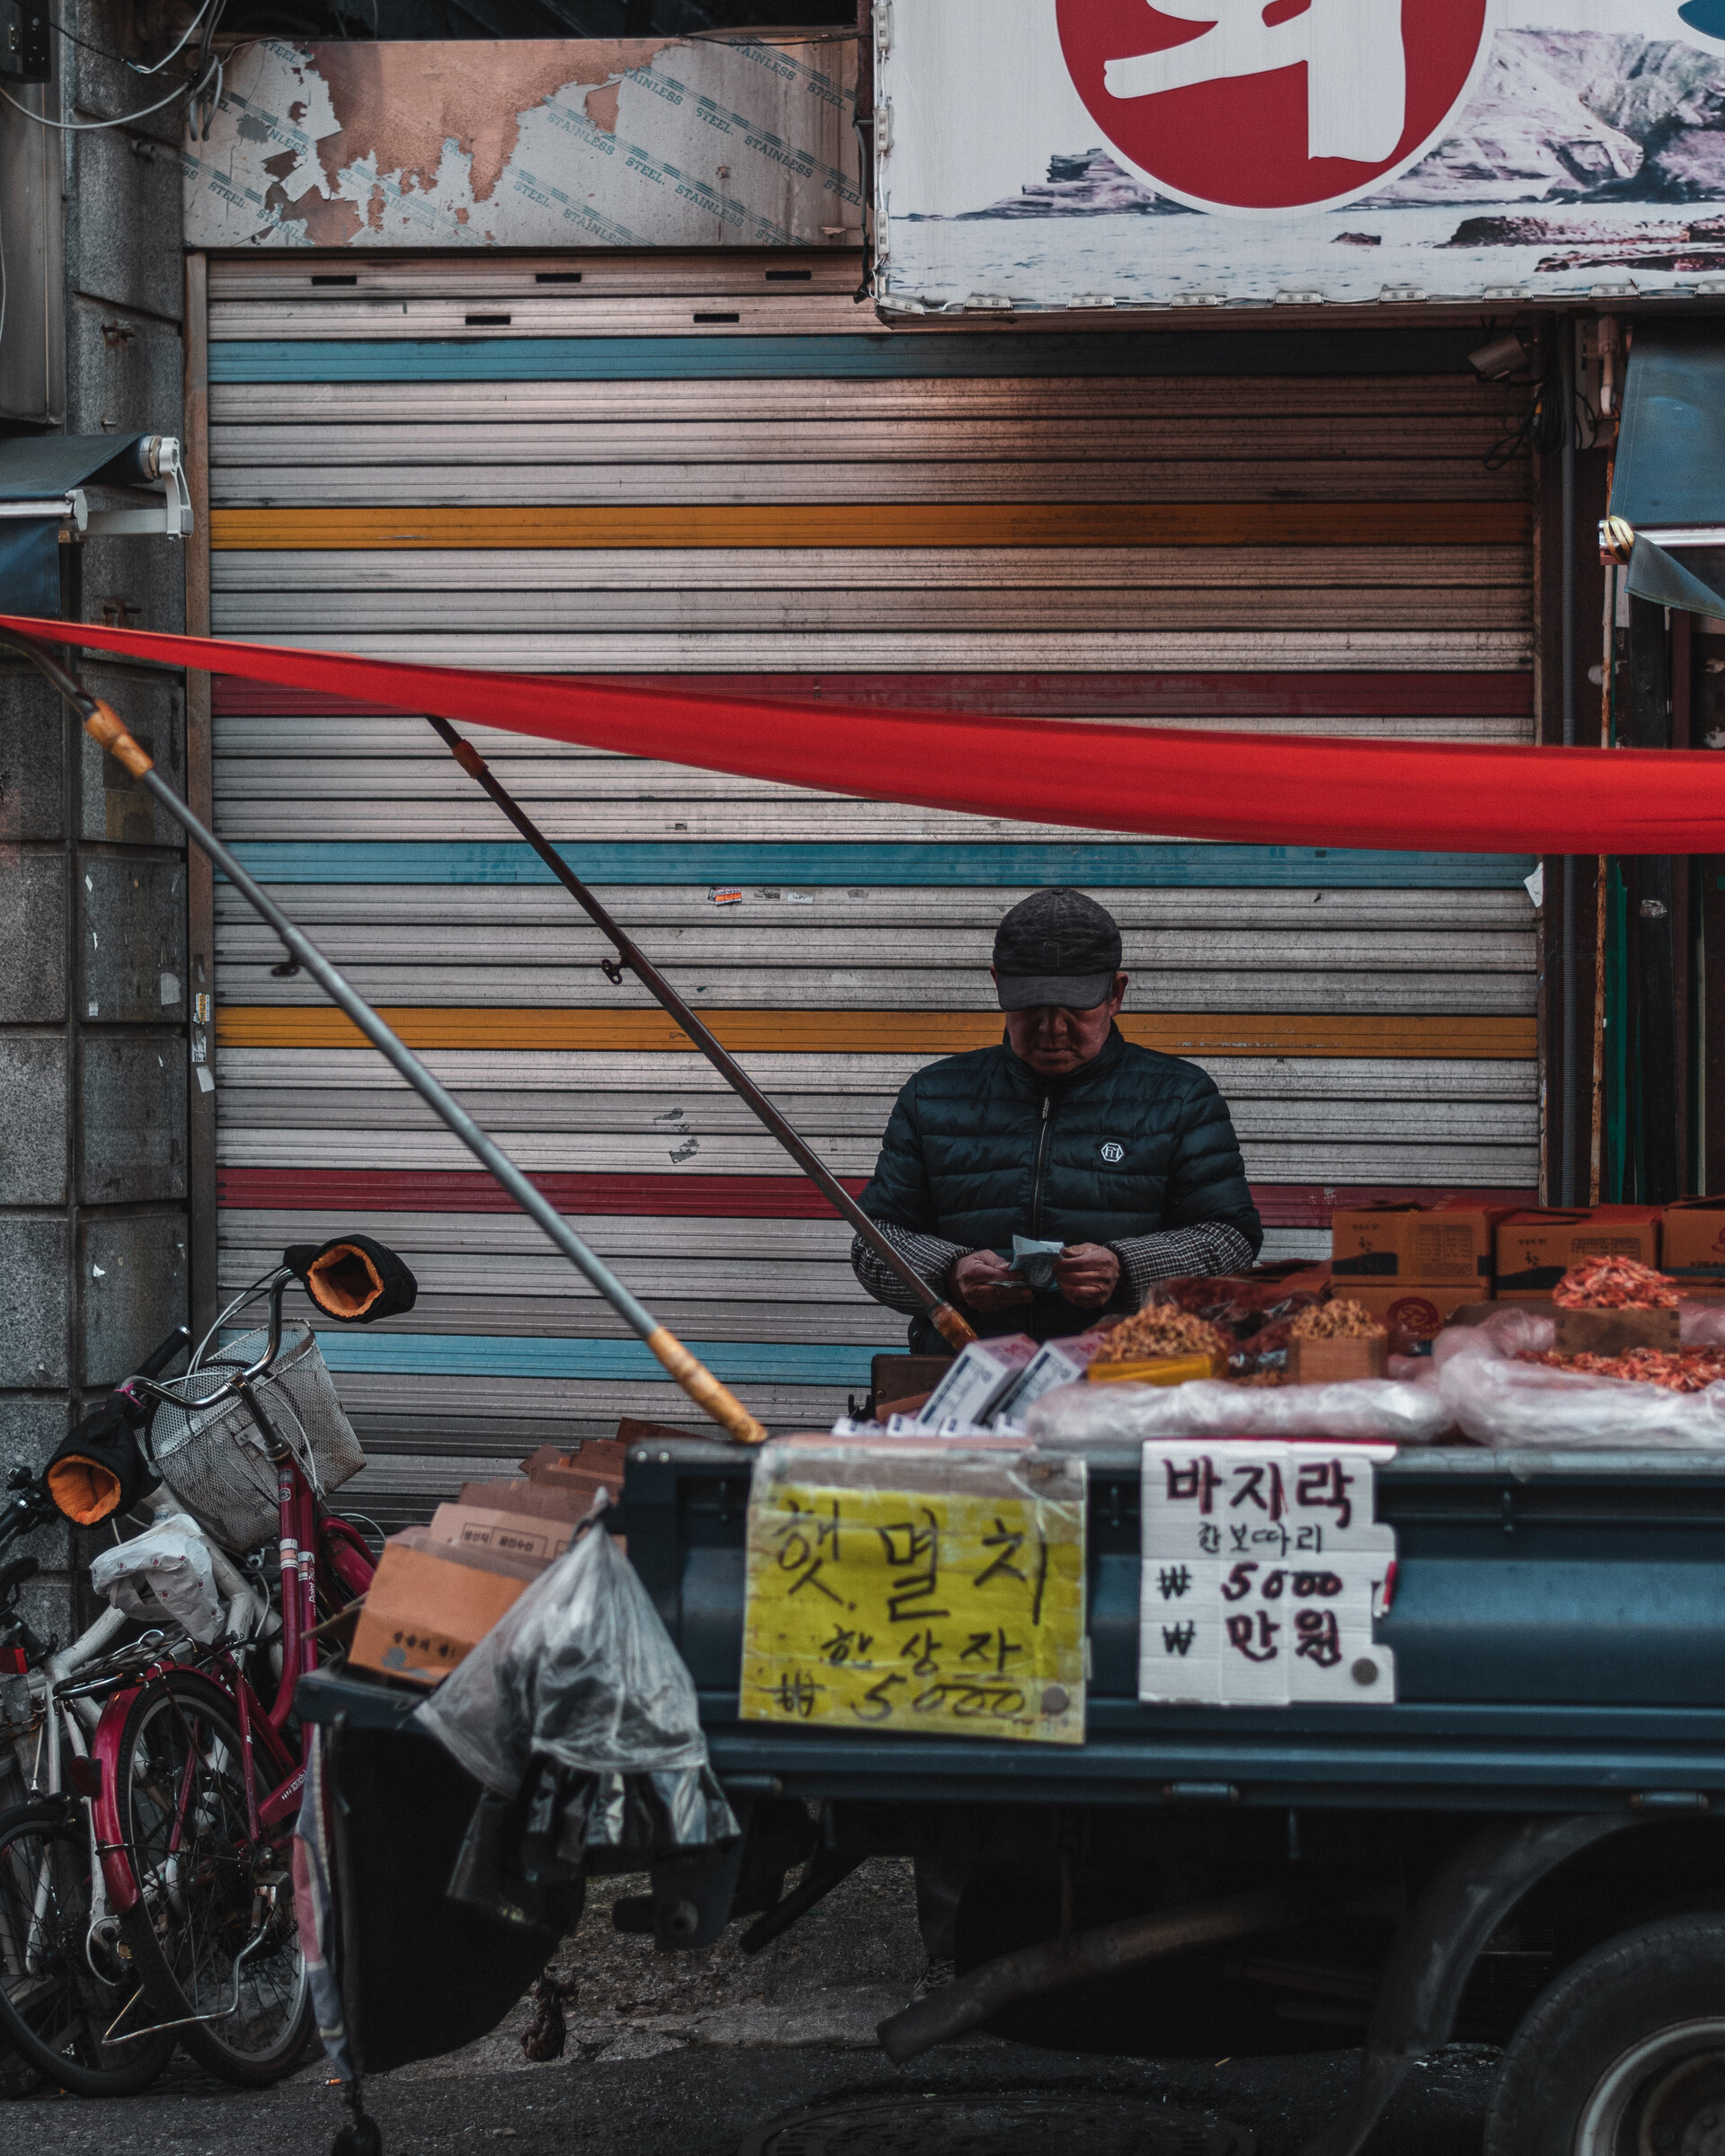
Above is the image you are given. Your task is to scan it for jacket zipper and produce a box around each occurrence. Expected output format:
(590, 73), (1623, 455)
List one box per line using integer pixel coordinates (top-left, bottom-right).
(1030, 1093), (1053, 1236)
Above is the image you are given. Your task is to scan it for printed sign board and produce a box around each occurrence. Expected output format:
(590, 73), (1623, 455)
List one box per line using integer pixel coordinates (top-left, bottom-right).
(1139, 1442), (1397, 1705)
(741, 1442), (1087, 1745)
(876, 0), (1725, 308)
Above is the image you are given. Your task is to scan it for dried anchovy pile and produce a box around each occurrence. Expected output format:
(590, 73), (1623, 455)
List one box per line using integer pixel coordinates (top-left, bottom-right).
(1552, 1255), (1680, 1310)
(1093, 1307), (1234, 1366)
(1523, 1347), (1725, 1392)
(1289, 1298), (1387, 1341)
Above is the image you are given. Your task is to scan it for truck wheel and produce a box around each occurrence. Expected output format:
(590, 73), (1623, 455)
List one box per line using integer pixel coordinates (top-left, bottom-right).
(1484, 1913), (1725, 2154)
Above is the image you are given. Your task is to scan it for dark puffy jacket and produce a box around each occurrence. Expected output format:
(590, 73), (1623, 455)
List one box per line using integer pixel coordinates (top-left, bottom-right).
(858, 1025), (1262, 1347)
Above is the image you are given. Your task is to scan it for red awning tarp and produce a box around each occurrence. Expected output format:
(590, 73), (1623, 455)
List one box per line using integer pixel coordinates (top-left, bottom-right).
(0, 612), (1712, 855)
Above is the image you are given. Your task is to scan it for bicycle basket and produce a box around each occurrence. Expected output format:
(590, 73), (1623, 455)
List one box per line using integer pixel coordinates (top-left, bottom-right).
(149, 1321), (366, 1551)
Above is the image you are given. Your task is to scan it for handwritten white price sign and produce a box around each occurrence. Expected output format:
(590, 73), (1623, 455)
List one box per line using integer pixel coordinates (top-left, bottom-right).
(1139, 1442), (1396, 1708)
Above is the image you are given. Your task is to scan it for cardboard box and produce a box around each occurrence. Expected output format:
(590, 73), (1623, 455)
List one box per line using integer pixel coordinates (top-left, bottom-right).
(1552, 1307), (1681, 1355)
(1331, 1201), (1511, 1288)
(996, 1331), (1113, 1418)
(348, 1531), (537, 1687)
(456, 1438), (625, 1529)
(1286, 1335), (1390, 1385)
(1343, 1281), (1491, 1339)
(1662, 1197), (1725, 1279)
(521, 1439), (627, 1487)
(458, 1472), (615, 1523)
(429, 1501), (574, 1570)
(915, 1336), (1038, 1428)
(870, 1356), (957, 1414)
(1495, 1206), (1663, 1299)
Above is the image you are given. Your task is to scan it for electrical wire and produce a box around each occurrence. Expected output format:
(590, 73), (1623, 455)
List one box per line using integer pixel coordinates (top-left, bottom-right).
(130, 0), (217, 75)
(0, 51), (218, 130)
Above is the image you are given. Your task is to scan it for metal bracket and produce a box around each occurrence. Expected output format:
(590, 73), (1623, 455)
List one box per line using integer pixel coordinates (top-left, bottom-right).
(648, 1798), (754, 1951)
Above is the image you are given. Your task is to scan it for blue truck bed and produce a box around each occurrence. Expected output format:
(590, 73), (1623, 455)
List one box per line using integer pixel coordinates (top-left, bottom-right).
(617, 1436), (1725, 1814)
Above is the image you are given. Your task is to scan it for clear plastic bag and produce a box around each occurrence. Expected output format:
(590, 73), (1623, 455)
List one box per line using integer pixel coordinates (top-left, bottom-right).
(416, 1518), (737, 1887)
(89, 1514), (230, 1644)
(1024, 1374), (1453, 1447)
(1436, 1326), (1725, 1448)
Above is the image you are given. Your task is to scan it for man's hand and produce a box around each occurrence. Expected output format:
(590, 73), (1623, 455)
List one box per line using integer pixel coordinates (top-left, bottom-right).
(951, 1250), (1034, 1311)
(1054, 1243), (1120, 1307)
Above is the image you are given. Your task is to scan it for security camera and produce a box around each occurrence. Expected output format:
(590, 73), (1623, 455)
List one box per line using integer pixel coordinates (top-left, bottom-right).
(1469, 332), (1530, 381)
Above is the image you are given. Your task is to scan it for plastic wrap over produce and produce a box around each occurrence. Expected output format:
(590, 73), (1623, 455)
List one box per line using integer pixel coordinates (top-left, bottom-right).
(742, 1440), (1088, 1745)
(1025, 1376), (1452, 1448)
(417, 1519), (737, 1857)
(1436, 1321), (1725, 1449)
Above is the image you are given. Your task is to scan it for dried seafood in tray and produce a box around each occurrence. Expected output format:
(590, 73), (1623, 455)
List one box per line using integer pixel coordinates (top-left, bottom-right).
(1552, 1256), (1680, 1310)
(1521, 1347), (1725, 1393)
(1289, 1298), (1387, 1341)
(1092, 1306), (1232, 1368)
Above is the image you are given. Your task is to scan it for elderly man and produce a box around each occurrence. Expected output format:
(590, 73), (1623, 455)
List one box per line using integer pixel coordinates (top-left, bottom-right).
(853, 888), (1262, 1348)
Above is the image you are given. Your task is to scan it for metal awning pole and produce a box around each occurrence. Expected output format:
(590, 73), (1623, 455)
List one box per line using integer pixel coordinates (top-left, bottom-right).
(422, 715), (978, 1352)
(8, 636), (767, 1446)
(1560, 321), (1579, 1206)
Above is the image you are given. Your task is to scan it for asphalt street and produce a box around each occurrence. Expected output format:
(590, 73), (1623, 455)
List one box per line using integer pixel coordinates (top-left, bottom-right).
(2, 1867), (1499, 2154)
(7, 2042), (1500, 2156)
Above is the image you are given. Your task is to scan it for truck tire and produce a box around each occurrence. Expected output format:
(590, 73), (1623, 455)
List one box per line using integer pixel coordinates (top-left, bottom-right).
(1483, 1912), (1725, 2155)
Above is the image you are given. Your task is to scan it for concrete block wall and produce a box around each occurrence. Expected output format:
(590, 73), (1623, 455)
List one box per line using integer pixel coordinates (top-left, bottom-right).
(0, 0), (190, 1629)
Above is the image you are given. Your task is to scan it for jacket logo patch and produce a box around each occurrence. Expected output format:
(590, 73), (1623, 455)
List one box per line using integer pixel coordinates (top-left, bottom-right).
(1098, 1141), (1127, 1164)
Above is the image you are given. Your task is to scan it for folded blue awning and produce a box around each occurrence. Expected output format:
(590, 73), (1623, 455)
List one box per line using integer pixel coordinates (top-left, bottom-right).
(1610, 326), (1725, 619)
(0, 434), (167, 618)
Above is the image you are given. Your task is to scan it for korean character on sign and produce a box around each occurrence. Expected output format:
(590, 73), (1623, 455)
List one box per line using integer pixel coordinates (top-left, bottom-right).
(771, 1494), (845, 1604)
(877, 1507), (948, 1624)
(1294, 1457), (1356, 1533)
(1164, 1454), (1223, 1515)
(1293, 1606), (1342, 1669)
(1228, 1458), (1287, 1522)
(1225, 1608), (1280, 1664)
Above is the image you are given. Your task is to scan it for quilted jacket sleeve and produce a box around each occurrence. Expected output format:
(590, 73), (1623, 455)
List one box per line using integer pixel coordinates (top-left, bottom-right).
(1161, 1071), (1264, 1258)
(856, 1077), (938, 1233)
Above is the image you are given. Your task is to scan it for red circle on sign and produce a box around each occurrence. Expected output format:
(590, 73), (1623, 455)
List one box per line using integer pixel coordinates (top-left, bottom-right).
(1056, 0), (1491, 214)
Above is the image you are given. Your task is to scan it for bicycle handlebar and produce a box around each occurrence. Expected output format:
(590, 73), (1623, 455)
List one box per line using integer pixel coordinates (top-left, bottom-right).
(137, 1322), (191, 1383)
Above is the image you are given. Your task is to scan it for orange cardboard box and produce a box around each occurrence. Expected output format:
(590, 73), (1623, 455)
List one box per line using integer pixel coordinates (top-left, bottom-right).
(429, 1502), (575, 1571)
(1341, 1280), (1487, 1339)
(1495, 1206), (1662, 1300)
(1331, 1200), (1513, 1288)
(457, 1478), (592, 1524)
(348, 1531), (536, 1687)
(1662, 1197), (1725, 1279)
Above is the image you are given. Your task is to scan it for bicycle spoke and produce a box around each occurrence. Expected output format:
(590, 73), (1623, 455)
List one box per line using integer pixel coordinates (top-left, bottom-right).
(119, 1677), (309, 2072)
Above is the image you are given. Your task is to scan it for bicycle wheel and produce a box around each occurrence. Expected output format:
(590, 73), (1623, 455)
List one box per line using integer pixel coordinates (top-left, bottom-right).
(0, 1799), (175, 2096)
(114, 1672), (314, 2088)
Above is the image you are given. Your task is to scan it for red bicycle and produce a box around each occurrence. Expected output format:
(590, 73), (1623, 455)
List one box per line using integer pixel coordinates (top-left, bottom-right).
(63, 1238), (404, 2086)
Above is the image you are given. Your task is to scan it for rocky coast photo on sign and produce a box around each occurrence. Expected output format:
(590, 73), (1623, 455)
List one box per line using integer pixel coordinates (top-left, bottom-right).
(878, 0), (1725, 305)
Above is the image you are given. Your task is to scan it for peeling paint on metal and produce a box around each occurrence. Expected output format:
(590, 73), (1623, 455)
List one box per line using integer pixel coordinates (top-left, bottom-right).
(184, 36), (860, 250)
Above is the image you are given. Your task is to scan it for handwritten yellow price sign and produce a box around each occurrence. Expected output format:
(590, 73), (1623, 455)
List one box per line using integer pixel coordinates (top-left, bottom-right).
(741, 1443), (1087, 1745)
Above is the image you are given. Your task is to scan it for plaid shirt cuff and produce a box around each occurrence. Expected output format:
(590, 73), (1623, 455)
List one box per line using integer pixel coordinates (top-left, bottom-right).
(850, 1223), (970, 1314)
(1109, 1222), (1257, 1310)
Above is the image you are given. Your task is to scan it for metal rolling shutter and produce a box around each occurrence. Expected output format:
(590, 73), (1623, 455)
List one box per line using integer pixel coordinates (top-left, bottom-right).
(203, 252), (1538, 1525)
